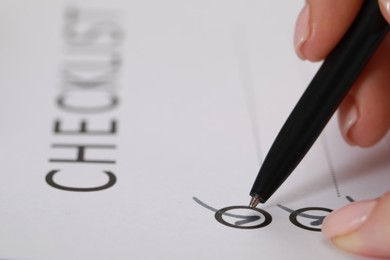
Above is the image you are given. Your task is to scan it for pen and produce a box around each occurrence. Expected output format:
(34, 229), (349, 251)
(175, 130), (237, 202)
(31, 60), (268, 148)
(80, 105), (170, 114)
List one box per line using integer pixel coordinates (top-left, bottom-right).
(249, 0), (390, 208)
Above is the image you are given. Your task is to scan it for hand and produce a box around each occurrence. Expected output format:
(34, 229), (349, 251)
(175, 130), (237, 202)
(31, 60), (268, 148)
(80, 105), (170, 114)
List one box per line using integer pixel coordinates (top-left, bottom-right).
(294, 0), (390, 258)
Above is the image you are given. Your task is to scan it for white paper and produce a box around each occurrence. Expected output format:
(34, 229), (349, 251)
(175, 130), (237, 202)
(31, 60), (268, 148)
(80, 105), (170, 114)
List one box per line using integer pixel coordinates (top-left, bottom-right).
(0, 1), (389, 259)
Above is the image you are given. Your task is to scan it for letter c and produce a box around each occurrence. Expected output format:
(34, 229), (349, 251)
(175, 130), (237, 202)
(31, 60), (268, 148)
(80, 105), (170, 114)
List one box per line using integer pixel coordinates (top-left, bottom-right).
(46, 169), (116, 192)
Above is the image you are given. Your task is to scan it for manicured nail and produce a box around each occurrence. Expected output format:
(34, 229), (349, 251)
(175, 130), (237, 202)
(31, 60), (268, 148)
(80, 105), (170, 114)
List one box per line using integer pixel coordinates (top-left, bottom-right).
(339, 96), (358, 146)
(379, 0), (390, 19)
(294, 4), (310, 60)
(322, 200), (377, 239)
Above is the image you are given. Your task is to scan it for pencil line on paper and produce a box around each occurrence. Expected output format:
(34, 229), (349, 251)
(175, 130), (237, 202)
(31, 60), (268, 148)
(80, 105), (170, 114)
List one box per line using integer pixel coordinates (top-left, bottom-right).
(321, 136), (341, 197)
(192, 197), (261, 224)
(230, 26), (263, 163)
(192, 197), (219, 213)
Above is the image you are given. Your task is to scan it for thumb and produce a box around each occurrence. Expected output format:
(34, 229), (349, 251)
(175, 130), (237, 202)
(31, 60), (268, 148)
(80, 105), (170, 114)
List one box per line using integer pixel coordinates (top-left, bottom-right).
(379, 0), (390, 24)
(322, 192), (390, 258)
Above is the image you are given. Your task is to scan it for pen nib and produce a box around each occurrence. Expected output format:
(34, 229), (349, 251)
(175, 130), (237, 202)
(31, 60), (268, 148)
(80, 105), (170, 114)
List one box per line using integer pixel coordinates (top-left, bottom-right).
(249, 195), (260, 209)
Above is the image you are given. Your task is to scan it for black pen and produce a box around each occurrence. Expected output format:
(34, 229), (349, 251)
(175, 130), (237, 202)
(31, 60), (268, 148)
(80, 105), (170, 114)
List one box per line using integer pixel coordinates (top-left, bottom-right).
(249, 0), (389, 208)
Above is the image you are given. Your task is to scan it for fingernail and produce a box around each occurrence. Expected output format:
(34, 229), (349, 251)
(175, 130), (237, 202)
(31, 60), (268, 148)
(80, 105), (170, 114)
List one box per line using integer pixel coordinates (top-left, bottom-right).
(294, 4), (310, 60)
(379, 0), (390, 18)
(322, 200), (377, 239)
(339, 96), (358, 145)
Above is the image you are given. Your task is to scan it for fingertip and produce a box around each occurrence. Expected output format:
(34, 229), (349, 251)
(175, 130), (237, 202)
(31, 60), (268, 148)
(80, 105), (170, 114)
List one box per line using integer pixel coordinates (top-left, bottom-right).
(338, 95), (358, 146)
(295, 0), (363, 61)
(294, 4), (310, 60)
(379, 0), (390, 24)
(346, 86), (390, 147)
(339, 92), (389, 147)
(322, 200), (376, 239)
(338, 34), (390, 147)
(322, 193), (390, 258)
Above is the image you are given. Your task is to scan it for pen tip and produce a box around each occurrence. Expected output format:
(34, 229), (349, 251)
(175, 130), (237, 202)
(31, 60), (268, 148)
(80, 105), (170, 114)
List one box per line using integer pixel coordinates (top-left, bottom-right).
(249, 195), (260, 208)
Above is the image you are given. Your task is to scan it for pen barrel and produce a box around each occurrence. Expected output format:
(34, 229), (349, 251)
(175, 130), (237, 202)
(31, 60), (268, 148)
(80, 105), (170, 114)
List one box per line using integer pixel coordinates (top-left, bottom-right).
(250, 0), (389, 203)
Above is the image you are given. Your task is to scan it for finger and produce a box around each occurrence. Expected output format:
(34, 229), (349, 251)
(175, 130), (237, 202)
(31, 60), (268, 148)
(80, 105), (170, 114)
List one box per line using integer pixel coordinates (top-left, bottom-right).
(322, 192), (390, 258)
(294, 0), (363, 61)
(338, 33), (390, 147)
(379, 0), (390, 24)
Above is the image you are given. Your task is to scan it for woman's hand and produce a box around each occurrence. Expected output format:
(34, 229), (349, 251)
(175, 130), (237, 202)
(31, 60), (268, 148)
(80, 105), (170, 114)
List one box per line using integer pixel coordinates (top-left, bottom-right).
(294, 0), (390, 258)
